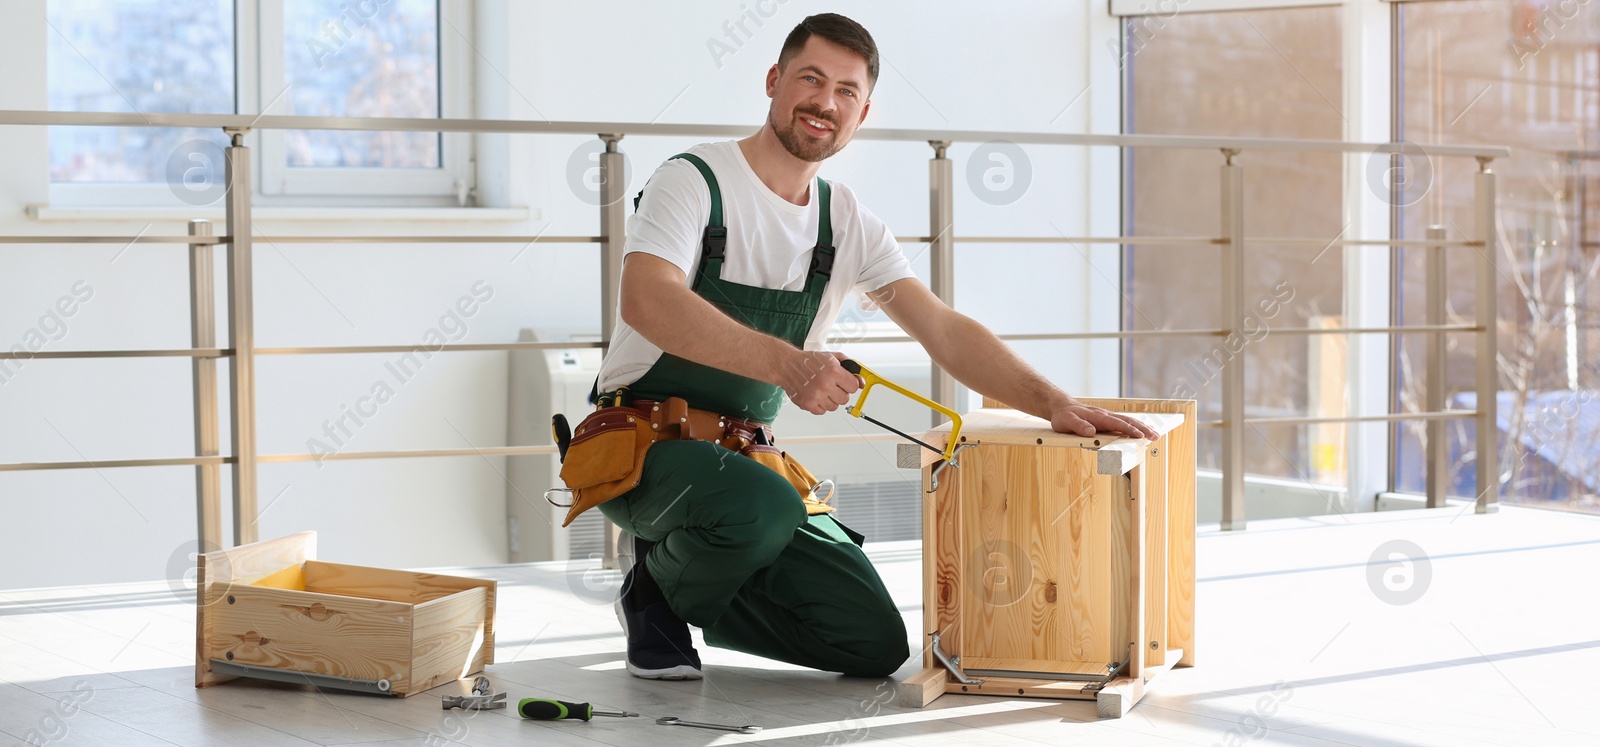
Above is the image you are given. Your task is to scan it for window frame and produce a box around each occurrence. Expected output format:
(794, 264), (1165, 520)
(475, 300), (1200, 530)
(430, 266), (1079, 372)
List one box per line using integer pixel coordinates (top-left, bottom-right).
(46, 0), (475, 207)
(255, 0), (473, 202)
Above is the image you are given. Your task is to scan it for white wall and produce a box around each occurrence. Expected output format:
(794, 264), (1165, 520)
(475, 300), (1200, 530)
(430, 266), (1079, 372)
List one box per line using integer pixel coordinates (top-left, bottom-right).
(0, 0), (1122, 589)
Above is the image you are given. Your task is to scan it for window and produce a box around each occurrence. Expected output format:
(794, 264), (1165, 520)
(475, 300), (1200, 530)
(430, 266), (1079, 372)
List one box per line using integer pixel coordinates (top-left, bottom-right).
(260, 0), (470, 199)
(47, 0), (234, 186)
(1122, 5), (1348, 487)
(1395, 0), (1600, 513)
(46, 0), (472, 206)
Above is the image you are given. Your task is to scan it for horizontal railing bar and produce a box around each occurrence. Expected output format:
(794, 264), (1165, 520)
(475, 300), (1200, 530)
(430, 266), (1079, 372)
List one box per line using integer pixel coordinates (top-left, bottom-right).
(258, 432), (910, 464)
(1244, 411), (1476, 427)
(258, 445), (559, 462)
(255, 341), (606, 355)
(1246, 237), (1483, 247)
(255, 235), (601, 244)
(0, 455), (233, 472)
(954, 236), (1224, 245)
(831, 329), (1229, 344)
(780, 432), (904, 444)
(0, 236), (228, 245)
(0, 233), (1472, 251)
(0, 110), (1512, 159)
(1, 432), (909, 472)
(0, 348), (231, 360)
(1268, 324), (1481, 336)
(0, 235), (604, 246)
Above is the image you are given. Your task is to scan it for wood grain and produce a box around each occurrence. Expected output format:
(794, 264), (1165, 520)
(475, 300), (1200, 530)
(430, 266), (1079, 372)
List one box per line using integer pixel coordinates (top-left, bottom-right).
(926, 453), (963, 670)
(1079, 398), (1197, 669)
(305, 561), (491, 603)
(410, 587), (491, 692)
(943, 675), (1097, 701)
(1095, 648), (1185, 719)
(196, 531), (316, 688)
(1061, 459), (1113, 666)
(963, 656), (1113, 677)
(306, 561), (496, 677)
(897, 667), (948, 708)
(197, 533), (497, 698)
(912, 408), (1184, 469)
(1107, 469), (1148, 682)
(1142, 443), (1170, 669)
(209, 584), (415, 694)
(911, 398), (1196, 713)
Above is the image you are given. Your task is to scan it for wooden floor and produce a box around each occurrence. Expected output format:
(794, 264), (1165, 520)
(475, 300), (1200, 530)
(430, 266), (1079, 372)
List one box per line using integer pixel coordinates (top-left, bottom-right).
(4, 504), (1599, 746)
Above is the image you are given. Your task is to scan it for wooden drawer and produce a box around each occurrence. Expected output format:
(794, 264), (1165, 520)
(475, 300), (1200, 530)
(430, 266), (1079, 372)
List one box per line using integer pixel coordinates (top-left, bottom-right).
(900, 399), (1196, 716)
(195, 531), (495, 697)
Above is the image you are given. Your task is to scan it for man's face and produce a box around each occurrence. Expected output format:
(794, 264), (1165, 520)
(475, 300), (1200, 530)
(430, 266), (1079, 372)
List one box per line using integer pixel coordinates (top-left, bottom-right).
(765, 37), (872, 163)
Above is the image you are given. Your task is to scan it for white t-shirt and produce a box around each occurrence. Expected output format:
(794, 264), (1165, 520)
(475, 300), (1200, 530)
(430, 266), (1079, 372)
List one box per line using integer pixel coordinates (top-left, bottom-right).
(596, 140), (915, 393)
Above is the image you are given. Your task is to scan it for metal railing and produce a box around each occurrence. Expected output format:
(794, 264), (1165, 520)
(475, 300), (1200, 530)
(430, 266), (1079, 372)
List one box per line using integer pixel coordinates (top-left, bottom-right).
(0, 109), (1508, 547)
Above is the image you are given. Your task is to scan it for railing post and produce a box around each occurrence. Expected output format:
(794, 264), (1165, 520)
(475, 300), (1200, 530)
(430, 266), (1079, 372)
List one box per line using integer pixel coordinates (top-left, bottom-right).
(599, 134), (627, 568)
(224, 131), (258, 546)
(189, 219), (223, 551)
(1474, 159), (1499, 513)
(1219, 149), (1246, 530)
(928, 140), (956, 425)
(1424, 225), (1448, 508)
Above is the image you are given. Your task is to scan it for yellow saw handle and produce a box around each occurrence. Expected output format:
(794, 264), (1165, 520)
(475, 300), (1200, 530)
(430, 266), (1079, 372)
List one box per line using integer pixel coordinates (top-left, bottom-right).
(840, 359), (964, 465)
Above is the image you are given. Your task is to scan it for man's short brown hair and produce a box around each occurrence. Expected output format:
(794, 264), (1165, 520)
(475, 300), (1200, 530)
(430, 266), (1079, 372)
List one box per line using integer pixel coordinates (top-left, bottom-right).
(777, 14), (879, 95)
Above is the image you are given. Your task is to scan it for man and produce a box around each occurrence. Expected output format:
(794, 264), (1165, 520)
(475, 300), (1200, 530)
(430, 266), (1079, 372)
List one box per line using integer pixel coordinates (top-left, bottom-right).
(596, 13), (1159, 680)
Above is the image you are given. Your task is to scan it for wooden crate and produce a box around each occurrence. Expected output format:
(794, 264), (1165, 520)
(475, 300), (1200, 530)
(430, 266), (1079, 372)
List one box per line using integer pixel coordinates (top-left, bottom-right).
(899, 399), (1195, 717)
(195, 531), (495, 697)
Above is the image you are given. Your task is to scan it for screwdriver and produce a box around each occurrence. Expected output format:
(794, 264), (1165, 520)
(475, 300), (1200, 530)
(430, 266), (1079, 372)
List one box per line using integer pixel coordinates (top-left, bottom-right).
(518, 697), (639, 721)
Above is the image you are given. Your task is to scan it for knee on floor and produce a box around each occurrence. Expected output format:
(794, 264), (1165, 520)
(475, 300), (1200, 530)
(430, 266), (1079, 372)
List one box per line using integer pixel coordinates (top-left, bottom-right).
(834, 614), (912, 678)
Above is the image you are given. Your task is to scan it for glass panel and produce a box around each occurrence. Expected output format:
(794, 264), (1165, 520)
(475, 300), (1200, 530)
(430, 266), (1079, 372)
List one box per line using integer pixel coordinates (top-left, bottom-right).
(282, 0), (441, 168)
(1397, 0), (1600, 513)
(1125, 6), (1347, 485)
(47, 0), (234, 183)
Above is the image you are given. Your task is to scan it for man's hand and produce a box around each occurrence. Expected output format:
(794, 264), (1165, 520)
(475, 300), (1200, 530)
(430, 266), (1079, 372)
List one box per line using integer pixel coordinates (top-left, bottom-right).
(781, 351), (861, 415)
(1050, 400), (1161, 441)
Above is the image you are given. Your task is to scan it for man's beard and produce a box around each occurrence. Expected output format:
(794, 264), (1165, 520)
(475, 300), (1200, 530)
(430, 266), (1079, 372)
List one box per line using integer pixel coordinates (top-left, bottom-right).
(769, 106), (845, 163)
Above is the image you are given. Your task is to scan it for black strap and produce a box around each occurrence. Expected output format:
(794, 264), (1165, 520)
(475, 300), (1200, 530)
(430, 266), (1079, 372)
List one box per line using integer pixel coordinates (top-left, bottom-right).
(805, 179), (835, 294)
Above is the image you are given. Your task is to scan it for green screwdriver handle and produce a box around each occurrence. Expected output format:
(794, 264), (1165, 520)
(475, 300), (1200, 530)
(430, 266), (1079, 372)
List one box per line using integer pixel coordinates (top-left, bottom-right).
(519, 697), (593, 721)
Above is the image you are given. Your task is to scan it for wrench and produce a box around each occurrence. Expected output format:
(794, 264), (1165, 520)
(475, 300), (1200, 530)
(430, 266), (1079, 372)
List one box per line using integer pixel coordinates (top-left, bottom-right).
(655, 716), (762, 734)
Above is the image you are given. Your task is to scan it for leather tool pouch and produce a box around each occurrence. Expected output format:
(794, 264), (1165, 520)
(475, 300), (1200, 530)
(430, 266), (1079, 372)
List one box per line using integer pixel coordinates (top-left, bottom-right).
(557, 405), (658, 527)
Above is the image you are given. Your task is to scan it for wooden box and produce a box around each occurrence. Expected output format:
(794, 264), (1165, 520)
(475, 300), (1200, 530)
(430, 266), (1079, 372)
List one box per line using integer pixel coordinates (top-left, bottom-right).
(195, 531), (495, 697)
(898, 398), (1196, 717)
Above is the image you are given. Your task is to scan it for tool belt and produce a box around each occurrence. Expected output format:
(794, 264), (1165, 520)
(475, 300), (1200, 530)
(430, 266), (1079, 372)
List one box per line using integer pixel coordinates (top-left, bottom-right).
(556, 396), (835, 527)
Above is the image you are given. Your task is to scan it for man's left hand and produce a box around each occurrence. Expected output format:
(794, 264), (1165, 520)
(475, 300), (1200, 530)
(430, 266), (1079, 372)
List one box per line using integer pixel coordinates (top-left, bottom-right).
(1050, 401), (1160, 441)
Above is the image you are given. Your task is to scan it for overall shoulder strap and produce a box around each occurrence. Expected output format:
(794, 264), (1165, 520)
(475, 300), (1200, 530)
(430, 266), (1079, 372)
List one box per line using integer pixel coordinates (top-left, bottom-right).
(669, 153), (727, 290)
(804, 178), (835, 296)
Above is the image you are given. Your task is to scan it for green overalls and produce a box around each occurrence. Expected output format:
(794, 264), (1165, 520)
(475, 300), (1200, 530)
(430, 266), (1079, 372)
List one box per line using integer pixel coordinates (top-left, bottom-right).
(596, 153), (910, 678)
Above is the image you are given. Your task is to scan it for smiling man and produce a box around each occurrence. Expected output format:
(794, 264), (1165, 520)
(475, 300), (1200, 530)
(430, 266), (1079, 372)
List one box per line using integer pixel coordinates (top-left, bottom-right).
(592, 13), (1158, 681)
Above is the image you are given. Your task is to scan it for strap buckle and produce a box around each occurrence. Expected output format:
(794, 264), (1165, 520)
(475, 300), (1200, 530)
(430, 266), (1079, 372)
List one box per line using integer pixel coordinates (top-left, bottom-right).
(702, 226), (727, 260)
(809, 246), (835, 277)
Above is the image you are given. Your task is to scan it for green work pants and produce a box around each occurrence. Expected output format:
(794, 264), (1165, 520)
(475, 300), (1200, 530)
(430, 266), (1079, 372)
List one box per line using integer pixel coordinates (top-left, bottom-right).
(598, 440), (910, 678)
